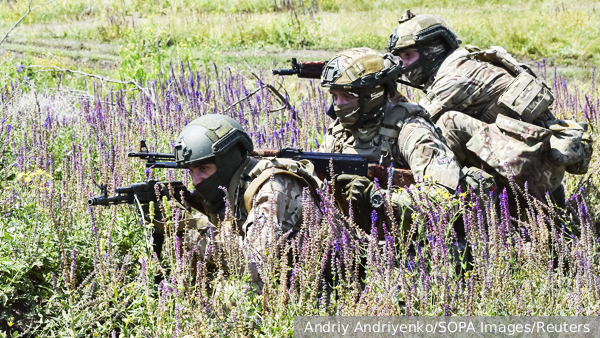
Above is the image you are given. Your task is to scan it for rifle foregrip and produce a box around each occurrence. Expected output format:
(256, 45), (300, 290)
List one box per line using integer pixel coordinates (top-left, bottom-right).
(252, 148), (279, 157)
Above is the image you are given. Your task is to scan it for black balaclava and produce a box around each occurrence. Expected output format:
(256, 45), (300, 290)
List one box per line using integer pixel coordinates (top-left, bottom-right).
(403, 38), (449, 87)
(194, 145), (246, 211)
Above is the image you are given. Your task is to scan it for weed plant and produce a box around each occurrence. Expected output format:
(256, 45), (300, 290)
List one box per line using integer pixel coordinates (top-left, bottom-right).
(0, 60), (599, 336)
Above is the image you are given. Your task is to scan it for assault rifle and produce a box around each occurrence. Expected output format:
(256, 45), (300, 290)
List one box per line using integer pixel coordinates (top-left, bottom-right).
(90, 141), (415, 207)
(88, 140), (186, 206)
(272, 58), (422, 89)
(88, 179), (196, 258)
(272, 58), (326, 79)
(125, 140), (415, 188)
(252, 148), (414, 188)
(88, 180), (187, 206)
(126, 140), (182, 169)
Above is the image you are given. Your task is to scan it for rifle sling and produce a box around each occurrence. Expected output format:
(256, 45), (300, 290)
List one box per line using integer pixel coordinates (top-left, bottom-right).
(397, 79), (424, 90)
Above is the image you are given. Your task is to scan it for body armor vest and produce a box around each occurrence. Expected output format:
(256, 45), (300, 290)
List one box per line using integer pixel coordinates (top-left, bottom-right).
(325, 102), (434, 169)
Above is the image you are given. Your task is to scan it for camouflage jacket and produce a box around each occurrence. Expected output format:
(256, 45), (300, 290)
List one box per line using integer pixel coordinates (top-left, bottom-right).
(319, 101), (463, 191)
(183, 157), (321, 285)
(418, 47), (514, 123)
(199, 157), (320, 237)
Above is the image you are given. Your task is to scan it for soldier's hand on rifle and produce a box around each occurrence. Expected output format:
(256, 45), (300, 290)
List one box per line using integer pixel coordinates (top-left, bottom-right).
(335, 174), (375, 220)
(459, 167), (496, 196)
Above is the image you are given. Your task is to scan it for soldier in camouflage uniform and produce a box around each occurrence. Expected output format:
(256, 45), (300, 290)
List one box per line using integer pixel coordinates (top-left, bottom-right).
(318, 48), (493, 230)
(173, 114), (323, 291)
(387, 10), (592, 203)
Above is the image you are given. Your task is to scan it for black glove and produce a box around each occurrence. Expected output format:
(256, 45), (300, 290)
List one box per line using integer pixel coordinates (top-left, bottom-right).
(459, 167), (496, 196)
(155, 181), (204, 211)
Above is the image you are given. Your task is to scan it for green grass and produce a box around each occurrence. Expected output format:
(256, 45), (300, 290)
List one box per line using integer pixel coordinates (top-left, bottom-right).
(1, 0), (600, 87)
(2, 2), (600, 335)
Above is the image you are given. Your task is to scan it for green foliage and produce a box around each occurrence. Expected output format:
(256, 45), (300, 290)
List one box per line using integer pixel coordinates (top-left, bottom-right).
(0, 61), (598, 336)
(1, 0), (600, 336)
(3, 0), (600, 75)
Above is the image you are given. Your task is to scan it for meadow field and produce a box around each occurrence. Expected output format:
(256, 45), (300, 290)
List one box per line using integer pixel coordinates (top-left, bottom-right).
(2, 0), (600, 337)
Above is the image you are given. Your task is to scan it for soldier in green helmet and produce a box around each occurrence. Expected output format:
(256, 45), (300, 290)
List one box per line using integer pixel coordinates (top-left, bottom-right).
(173, 114), (323, 292)
(318, 47), (494, 231)
(387, 10), (592, 204)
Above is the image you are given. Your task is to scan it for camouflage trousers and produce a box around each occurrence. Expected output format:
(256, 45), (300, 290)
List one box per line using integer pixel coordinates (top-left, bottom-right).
(436, 111), (566, 202)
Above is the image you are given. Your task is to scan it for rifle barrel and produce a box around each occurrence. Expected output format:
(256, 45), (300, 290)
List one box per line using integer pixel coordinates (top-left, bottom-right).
(145, 162), (180, 169)
(88, 194), (131, 206)
(128, 152), (176, 160)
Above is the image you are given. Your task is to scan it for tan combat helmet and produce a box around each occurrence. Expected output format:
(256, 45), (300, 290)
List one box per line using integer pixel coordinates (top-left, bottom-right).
(321, 47), (401, 90)
(387, 10), (461, 55)
(320, 48), (402, 127)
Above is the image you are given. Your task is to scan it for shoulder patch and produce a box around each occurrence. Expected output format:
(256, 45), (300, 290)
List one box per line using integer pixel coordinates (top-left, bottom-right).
(437, 157), (450, 165)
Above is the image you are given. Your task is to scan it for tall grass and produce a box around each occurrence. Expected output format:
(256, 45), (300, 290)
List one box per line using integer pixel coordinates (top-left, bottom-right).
(1, 61), (599, 336)
(1, 0), (600, 336)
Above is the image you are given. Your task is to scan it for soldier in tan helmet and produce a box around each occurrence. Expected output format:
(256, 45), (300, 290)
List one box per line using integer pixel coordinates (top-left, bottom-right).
(318, 47), (494, 230)
(387, 10), (593, 204)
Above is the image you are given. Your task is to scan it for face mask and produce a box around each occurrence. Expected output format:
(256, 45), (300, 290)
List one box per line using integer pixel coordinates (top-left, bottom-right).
(402, 39), (449, 86)
(355, 124), (380, 142)
(194, 171), (226, 210)
(404, 62), (427, 86)
(334, 100), (362, 128)
(193, 146), (247, 212)
(354, 116), (383, 142)
(333, 87), (387, 128)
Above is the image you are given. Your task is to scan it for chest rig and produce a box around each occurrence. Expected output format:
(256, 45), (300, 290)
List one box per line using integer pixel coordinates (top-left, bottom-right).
(465, 45), (555, 124)
(328, 102), (433, 168)
(378, 102), (434, 167)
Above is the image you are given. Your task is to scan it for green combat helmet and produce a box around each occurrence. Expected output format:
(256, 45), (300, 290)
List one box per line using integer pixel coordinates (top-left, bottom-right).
(174, 114), (254, 209)
(320, 47), (402, 129)
(387, 10), (461, 86)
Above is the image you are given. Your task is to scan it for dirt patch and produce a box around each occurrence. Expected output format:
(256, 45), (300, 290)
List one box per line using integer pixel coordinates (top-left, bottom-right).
(223, 48), (336, 61)
(1, 37), (120, 70)
(5, 37), (119, 55)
